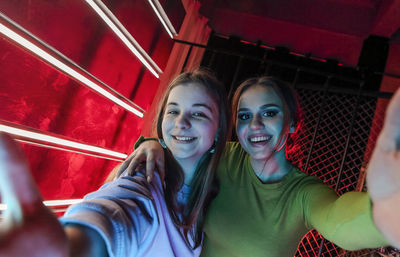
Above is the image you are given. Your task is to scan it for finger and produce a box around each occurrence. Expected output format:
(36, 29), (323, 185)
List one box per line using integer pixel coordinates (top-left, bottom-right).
(379, 88), (400, 151)
(117, 153), (136, 177)
(116, 161), (129, 178)
(0, 133), (43, 228)
(145, 155), (156, 183)
(125, 148), (157, 177)
(385, 89), (400, 129)
(126, 158), (142, 176)
(384, 89), (400, 128)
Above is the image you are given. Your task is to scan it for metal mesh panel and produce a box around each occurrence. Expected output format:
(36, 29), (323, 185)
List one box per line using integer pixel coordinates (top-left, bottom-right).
(291, 86), (399, 257)
(338, 96), (379, 194)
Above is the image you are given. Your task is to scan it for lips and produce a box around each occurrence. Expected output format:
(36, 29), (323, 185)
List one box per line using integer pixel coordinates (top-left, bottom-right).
(172, 135), (197, 143)
(248, 135), (272, 145)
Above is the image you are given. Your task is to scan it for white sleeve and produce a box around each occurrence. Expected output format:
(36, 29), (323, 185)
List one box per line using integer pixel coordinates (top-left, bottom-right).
(60, 175), (159, 257)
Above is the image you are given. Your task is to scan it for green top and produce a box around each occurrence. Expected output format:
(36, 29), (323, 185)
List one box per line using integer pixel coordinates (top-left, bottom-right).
(201, 142), (388, 257)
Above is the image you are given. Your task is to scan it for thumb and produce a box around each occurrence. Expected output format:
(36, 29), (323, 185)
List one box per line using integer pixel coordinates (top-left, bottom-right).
(380, 88), (400, 151)
(0, 133), (43, 231)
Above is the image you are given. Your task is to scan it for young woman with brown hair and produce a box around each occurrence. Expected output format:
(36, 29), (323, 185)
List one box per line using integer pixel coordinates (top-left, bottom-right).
(0, 68), (230, 257)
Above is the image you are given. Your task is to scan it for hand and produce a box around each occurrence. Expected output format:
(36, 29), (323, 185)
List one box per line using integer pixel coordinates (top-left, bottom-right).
(116, 140), (165, 184)
(0, 133), (68, 257)
(366, 88), (400, 248)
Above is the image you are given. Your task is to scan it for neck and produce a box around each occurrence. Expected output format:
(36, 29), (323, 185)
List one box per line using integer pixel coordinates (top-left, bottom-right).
(250, 149), (292, 183)
(175, 157), (201, 185)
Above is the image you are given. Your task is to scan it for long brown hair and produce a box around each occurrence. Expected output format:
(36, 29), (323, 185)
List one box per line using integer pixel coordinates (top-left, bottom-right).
(231, 76), (302, 155)
(153, 68), (230, 248)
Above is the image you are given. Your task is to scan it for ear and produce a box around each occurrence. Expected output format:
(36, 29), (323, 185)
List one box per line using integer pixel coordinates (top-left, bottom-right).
(214, 128), (220, 142)
(289, 122), (296, 133)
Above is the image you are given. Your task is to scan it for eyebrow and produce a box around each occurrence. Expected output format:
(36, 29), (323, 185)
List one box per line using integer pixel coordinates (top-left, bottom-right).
(167, 102), (214, 113)
(238, 103), (280, 111)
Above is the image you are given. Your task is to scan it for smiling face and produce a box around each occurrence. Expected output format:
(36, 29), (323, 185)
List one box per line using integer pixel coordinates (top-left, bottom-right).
(161, 83), (219, 165)
(236, 85), (288, 162)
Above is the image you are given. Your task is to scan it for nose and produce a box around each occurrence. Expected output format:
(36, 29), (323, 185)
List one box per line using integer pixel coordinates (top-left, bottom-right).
(175, 114), (191, 129)
(249, 115), (264, 130)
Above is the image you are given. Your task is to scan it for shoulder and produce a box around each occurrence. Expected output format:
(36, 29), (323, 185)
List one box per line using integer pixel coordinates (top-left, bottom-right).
(286, 168), (336, 200)
(86, 173), (154, 201)
(217, 141), (248, 179)
(288, 169), (340, 218)
(225, 141), (243, 154)
(288, 168), (324, 186)
(223, 141), (248, 164)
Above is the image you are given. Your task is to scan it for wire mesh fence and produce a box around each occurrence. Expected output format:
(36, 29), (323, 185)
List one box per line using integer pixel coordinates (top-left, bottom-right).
(290, 87), (397, 257)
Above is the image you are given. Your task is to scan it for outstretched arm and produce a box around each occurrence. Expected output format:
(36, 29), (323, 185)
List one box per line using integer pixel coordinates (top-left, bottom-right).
(305, 89), (400, 250)
(0, 133), (107, 257)
(367, 88), (400, 248)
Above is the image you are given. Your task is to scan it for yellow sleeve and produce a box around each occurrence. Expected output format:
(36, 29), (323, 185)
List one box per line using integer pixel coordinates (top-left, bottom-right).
(304, 183), (389, 250)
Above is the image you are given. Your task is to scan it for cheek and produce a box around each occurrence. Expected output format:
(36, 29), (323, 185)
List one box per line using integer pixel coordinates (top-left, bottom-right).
(271, 118), (284, 133)
(199, 122), (218, 144)
(236, 122), (248, 142)
(161, 118), (171, 138)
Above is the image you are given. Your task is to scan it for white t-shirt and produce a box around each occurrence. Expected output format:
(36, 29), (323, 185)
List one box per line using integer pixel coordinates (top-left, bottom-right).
(60, 173), (200, 257)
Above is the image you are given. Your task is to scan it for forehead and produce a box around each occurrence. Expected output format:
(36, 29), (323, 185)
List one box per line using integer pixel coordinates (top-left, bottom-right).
(238, 85), (283, 109)
(167, 83), (218, 108)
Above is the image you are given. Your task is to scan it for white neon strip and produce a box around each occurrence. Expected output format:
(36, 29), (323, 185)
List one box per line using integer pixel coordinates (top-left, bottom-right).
(53, 208), (68, 213)
(0, 199), (83, 211)
(86, 0), (162, 78)
(15, 139), (124, 162)
(0, 125), (128, 159)
(44, 199), (83, 207)
(88, 0), (162, 74)
(0, 23), (144, 118)
(147, 0), (177, 38)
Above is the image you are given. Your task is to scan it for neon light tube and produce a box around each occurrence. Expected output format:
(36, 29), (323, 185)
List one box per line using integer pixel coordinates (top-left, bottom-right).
(0, 13), (144, 118)
(0, 123), (128, 160)
(86, 0), (162, 78)
(147, 0), (178, 38)
(15, 139), (125, 162)
(0, 199), (83, 211)
(44, 199), (83, 207)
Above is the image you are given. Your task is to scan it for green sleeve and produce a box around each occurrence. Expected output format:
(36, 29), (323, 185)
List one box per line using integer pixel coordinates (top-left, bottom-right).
(133, 136), (158, 149)
(304, 184), (389, 250)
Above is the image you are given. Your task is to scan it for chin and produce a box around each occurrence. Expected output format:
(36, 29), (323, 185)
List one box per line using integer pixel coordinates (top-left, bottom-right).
(251, 150), (274, 160)
(173, 152), (191, 159)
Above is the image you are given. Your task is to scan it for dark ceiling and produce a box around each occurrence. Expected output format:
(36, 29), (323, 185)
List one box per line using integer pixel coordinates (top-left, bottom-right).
(198, 0), (400, 65)
(200, 0), (399, 38)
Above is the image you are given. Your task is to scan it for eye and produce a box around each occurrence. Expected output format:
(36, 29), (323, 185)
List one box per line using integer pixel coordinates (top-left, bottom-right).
(262, 110), (278, 118)
(192, 112), (208, 119)
(166, 110), (178, 115)
(238, 113), (250, 121)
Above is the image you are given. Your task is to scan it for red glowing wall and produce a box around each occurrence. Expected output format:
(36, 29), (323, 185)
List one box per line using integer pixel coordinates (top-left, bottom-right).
(0, 0), (176, 200)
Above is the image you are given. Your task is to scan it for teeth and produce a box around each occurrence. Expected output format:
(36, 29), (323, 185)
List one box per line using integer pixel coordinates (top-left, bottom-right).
(175, 136), (194, 141)
(249, 136), (271, 143)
